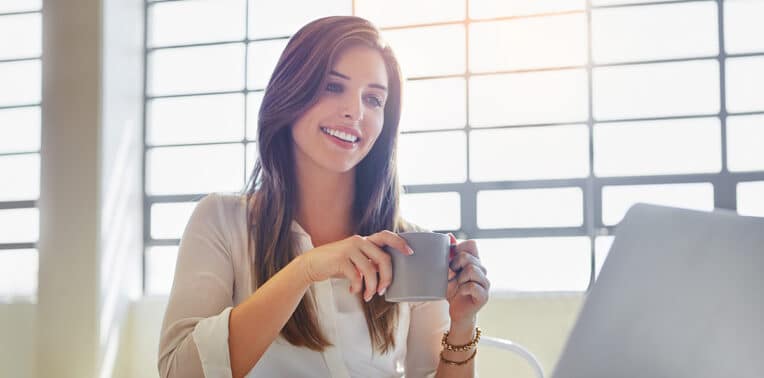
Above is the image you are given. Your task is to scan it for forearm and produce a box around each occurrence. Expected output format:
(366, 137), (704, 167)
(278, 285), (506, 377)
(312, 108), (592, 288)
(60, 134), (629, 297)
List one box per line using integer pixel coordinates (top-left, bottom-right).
(435, 320), (477, 378)
(228, 255), (313, 378)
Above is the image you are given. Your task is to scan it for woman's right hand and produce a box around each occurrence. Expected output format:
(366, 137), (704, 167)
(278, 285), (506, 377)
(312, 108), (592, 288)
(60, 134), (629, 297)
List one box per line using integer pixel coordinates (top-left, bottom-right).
(298, 231), (414, 302)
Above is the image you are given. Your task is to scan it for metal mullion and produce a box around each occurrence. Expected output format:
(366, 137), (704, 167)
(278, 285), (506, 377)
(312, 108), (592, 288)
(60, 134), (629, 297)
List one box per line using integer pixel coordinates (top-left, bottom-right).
(593, 55), (718, 69)
(727, 110), (764, 117)
(242, 0), (250, 187)
(0, 243), (36, 250)
(727, 51), (764, 60)
(146, 139), (246, 150)
(597, 173), (724, 186)
(147, 89), (245, 100)
(378, 10), (586, 33)
(142, 0), (151, 295)
(715, 0), (735, 210)
(147, 39), (245, 52)
(146, 193), (208, 203)
(462, 0), (477, 241)
(0, 10), (41, 17)
(467, 10), (585, 24)
(585, 0), (598, 291)
(0, 150), (40, 157)
(146, 239), (181, 247)
(0, 200), (37, 210)
(471, 227), (588, 239)
(0, 103), (41, 111)
(404, 179), (588, 194)
(0, 56), (41, 64)
(595, 113), (720, 124)
(730, 172), (764, 182)
(592, 0), (706, 10)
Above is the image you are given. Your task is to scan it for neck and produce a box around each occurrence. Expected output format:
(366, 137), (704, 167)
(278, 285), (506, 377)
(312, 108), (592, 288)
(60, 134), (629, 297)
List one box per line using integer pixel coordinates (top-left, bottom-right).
(294, 162), (356, 246)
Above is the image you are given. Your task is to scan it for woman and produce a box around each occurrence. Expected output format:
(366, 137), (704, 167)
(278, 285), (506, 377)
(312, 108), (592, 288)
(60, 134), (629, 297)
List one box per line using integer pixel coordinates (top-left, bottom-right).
(158, 16), (490, 378)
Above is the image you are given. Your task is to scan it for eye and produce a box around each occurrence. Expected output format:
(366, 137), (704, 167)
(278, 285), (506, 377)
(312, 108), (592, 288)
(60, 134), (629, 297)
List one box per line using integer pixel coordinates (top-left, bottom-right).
(366, 95), (384, 108)
(326, 82), (343, 93)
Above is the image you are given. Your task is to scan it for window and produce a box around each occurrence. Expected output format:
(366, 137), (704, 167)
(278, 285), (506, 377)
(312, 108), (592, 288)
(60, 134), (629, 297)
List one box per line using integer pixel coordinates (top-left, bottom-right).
(0, 0), (43, 302)
(143, 0), (764, 295)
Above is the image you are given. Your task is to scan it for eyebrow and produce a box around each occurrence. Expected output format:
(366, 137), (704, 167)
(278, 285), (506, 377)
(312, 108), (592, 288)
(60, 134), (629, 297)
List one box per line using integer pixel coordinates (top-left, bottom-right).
(330, 70), (388, 92)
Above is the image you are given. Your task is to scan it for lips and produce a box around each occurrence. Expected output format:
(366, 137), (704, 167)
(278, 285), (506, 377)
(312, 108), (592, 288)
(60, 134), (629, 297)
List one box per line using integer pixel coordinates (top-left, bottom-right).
(320, 125), (362, 142)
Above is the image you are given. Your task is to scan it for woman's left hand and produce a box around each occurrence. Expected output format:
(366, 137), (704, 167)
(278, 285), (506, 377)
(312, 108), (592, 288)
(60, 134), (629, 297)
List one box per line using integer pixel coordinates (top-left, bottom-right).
(446, 234), (490, 326)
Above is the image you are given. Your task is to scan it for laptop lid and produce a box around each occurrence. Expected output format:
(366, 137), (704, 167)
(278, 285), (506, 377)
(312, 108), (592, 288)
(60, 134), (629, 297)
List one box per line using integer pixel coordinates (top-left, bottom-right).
(553, 204), (764, 378)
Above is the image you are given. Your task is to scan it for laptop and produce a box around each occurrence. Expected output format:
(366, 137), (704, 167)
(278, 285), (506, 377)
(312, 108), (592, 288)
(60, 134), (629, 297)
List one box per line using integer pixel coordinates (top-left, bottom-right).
(553, 203), (764, 378)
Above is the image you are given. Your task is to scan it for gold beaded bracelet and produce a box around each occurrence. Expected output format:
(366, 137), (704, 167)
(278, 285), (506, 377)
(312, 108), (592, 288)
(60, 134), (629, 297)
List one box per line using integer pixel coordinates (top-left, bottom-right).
(440, 349), (478, 366)
(441, 327), (481, 352)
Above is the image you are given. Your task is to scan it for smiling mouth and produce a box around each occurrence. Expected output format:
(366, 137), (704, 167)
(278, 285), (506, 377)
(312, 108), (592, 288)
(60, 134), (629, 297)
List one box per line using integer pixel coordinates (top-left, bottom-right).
(320, 127), (360, 144)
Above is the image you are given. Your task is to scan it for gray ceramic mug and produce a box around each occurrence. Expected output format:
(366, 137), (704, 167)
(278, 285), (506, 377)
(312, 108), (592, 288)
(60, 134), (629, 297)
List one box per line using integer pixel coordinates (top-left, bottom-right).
(383, 232), (450, 302)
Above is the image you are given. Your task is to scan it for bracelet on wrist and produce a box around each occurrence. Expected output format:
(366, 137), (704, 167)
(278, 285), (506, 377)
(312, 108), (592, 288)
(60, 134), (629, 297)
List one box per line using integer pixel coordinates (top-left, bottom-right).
(441, 326), (481, 352)
(440, 348), (478, 366)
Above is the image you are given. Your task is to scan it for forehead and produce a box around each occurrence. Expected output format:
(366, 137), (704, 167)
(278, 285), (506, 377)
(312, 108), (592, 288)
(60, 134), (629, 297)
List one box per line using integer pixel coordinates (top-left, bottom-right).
(331, 45), (388, 86)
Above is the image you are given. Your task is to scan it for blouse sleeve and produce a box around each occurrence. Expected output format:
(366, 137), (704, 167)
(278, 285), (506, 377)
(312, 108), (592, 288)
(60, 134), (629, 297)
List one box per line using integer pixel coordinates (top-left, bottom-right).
(157, 193), (237, 378)
(405, 300), (450, 378)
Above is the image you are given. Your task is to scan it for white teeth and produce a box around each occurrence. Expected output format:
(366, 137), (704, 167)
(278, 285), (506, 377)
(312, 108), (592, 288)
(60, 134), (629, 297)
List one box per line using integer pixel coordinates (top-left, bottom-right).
(321, 127), (358, 143)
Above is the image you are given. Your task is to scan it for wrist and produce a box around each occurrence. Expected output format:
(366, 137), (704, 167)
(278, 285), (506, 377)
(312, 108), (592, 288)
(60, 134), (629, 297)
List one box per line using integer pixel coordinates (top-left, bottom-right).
(446, 321), (478, 345)
(290, 255), (315, 288)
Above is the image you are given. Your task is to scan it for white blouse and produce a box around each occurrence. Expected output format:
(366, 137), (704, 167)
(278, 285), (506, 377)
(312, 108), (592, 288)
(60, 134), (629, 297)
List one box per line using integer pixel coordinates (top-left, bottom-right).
(158, 193), (450, 378)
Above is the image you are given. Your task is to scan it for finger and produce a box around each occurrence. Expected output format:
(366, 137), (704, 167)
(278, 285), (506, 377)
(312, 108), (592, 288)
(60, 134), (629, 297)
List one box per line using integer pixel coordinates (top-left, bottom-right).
(453, 239), (480, 258)
(348, 253), (379, 302)
(367, 230), (414, 255)
(458, 281), (489, 304)
(341, 260), (363, 294)
(357, 238), (393, 295)
(449, 252), (487, 275)
(455, 264), (490, 290)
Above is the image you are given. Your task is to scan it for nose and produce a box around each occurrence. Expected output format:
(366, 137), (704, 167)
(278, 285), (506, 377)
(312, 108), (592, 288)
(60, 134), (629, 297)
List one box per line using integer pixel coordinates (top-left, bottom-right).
(342, 94), (364, 122)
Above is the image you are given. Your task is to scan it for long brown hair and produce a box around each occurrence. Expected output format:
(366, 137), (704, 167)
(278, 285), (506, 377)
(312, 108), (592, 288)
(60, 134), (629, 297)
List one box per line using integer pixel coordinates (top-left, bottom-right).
(244, 16), (405, 354)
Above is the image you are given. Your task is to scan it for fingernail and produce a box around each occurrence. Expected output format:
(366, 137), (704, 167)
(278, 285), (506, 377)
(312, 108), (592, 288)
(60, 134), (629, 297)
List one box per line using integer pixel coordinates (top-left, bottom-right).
(365, 294), (372, 302)
(407, 246), (415, 255)
(378, 287), (386, 296)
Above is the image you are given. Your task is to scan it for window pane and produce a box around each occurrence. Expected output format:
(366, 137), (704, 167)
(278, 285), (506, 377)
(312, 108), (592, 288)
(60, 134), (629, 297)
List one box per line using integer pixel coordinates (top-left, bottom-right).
(382, 25), (465, 78)
(476, 237), (591, 292)
(727, 115), (764, 172)
(470, 125), (589, 181)
(0, 60), (41, 107)
(0, 107), (40, 153)
(0, 249), (37, 301)
(247, 39), (288, 90)
(724, 0), (764, 54)
(245, 142), (258, 181)
(147, 144), (244, 195)
(0, 0), (41, 13)
(593, 60), (719, 120)
(594, 117), (722, 177)
(148, 94), (244, 146)
(478, 188), (583, 229)
(594, 236), (614, 279)
(0, 154), (39, 201)
(470, 14), (587, 73)
(0, 13), (41, 60)
(398, 131), (466, 185)
(400, 78), (465, 132)
(470, 69), (588, 127)
(151, 202), (198, 240)
(248, 0), (351, 39)
(146, 246), (178, 296)
(246, 91), (264, 140)
(602, 183), (715, 226)
(592, 2), (718, 64)
(0, 208), (38, 243)
(737, 181), (764, 217)
(356, 0), (464, 28)
(148, 44), (244, 96)
(725, 56), (764, 113)
(148, 0), (244, 47)
(400, 192), (461, 231)
(470, 0), (585, 18)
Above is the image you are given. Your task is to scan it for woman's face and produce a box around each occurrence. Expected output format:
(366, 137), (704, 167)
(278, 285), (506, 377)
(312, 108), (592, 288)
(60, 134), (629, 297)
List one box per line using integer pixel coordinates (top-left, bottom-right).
(291, 44), (389, 175)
